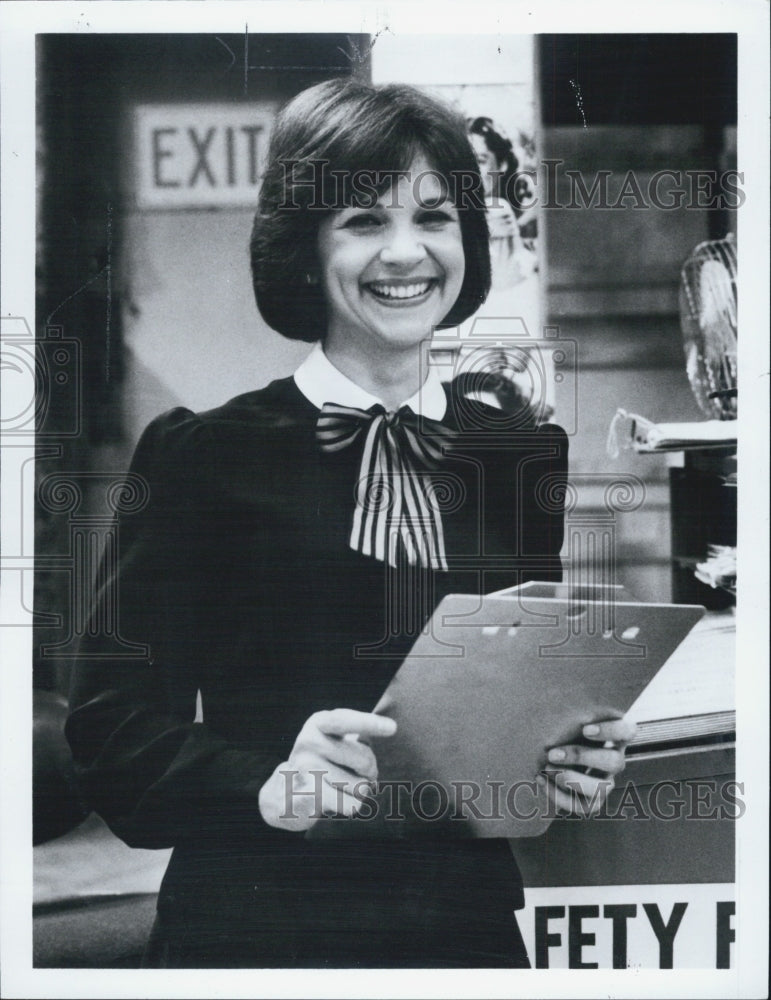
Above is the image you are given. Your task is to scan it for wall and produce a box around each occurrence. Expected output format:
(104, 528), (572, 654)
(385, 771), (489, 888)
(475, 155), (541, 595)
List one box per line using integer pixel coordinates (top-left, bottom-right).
(543, 124), (724, 601)
(35, 34), (367, 688)
(539, 36), (737, 602)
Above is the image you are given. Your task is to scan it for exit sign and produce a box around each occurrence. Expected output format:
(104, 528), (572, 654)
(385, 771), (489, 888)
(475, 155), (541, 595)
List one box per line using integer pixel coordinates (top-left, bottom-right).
(133, 103), (276, 209)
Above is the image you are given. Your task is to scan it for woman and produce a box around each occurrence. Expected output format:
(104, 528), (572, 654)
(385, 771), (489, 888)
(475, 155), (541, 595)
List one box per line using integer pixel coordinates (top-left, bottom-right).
(66, 79), (633, 969)
(458, 115), (549, 422)
(466, 115), (537, 287)
(467, 116), (538, 239)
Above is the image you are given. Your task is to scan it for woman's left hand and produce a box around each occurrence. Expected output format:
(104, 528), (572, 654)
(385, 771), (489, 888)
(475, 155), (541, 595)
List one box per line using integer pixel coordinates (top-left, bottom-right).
(538, 718), (638, 816)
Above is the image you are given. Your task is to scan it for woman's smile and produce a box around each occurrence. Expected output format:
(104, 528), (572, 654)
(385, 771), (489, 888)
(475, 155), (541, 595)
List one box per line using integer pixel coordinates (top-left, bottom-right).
(317, 155), (466, 358)
(364, 277), (439, 304)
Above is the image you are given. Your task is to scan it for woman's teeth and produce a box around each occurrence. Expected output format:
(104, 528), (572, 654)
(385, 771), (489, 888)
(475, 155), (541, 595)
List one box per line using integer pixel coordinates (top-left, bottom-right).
(368, 280), (433, 300)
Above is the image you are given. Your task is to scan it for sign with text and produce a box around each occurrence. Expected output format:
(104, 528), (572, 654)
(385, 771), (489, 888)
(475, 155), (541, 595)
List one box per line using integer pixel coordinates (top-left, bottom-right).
(517, 883), (735, 969)
(133, 103), (276, 209)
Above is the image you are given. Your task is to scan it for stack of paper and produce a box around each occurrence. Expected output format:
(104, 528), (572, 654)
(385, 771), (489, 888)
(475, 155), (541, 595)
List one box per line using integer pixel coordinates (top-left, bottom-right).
(695, 545), (737, 593)
(607, 409), (737, 456)
(631, 420), (737, 452)
(625, 611), (735, 755)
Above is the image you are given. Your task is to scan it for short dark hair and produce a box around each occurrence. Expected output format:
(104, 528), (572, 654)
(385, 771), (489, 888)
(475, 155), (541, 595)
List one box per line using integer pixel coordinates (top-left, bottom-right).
(251, 79), (491, 343)
(467, 116), (519, 174)
(467, 116), (524, 212)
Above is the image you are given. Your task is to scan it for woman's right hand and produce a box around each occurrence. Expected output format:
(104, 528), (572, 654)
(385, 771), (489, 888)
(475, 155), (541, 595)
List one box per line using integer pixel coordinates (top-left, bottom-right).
(258, 708), (397, 831)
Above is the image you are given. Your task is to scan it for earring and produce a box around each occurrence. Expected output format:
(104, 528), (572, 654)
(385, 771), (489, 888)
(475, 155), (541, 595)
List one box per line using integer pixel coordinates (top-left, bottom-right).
(305, 273), (318, 286)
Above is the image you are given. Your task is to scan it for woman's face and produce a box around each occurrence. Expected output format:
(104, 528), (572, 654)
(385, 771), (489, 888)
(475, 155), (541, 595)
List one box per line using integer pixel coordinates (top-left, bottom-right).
(469, 133), (499, 198)
(316, 155), (465, 358)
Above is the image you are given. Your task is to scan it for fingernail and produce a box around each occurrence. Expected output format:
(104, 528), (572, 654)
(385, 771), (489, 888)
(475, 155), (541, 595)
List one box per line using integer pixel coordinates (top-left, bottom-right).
(584, 724), (600, 736)
(548, 748), (566, 762)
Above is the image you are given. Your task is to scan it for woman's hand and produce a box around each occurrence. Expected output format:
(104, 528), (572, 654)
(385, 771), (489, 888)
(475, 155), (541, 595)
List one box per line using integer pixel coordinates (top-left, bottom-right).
(258, 708), (397, 832)
(537, 718), (638, 817)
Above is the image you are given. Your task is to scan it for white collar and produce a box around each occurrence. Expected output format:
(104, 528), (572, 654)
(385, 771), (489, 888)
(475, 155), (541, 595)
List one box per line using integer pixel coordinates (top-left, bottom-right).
(294, 342), (447, 420)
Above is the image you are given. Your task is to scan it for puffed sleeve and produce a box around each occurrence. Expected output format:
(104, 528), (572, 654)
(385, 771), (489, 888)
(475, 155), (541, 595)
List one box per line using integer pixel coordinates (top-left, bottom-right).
(65, 408), (284, 848)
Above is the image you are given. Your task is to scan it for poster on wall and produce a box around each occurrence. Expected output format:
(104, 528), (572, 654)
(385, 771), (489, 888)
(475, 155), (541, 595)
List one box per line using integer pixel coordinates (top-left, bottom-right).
(1, 3), (768, 999)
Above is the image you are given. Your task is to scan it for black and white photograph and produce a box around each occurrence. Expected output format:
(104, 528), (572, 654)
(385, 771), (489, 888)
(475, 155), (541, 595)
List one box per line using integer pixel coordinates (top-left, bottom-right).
(1, 2), (768, 997)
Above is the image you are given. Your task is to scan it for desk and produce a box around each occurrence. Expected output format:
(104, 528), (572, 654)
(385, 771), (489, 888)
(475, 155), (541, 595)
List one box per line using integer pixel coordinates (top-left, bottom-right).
(513, 609), (736, 968)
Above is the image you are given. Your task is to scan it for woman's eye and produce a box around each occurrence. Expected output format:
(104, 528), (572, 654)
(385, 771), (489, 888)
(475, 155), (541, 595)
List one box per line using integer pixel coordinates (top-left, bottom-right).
(342, 214), (381, 231)
(418, 210), (456, 228)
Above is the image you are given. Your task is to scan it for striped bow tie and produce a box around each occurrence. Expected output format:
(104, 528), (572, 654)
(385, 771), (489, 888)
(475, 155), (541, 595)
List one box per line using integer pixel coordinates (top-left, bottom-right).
(316, 402), (457, 571)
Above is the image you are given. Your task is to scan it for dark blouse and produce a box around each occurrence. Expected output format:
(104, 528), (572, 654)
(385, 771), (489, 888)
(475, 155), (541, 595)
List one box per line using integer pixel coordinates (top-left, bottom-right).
(66, 376), (568, 968)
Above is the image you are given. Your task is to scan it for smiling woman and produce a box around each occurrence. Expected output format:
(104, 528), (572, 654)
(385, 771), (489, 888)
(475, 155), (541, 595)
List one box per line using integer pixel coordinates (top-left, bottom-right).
(316, 158), (467, 406)
(65, 78), (633, 970)
(250, 78), (491, 346)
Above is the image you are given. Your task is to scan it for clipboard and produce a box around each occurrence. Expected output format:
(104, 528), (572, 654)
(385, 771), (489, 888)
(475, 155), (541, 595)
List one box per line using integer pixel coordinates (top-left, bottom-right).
(309, 586), (704, 840)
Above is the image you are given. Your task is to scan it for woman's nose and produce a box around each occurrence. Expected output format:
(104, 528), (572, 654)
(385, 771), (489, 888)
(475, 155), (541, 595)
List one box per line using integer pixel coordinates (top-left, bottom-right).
(378, 226), (428, 268)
